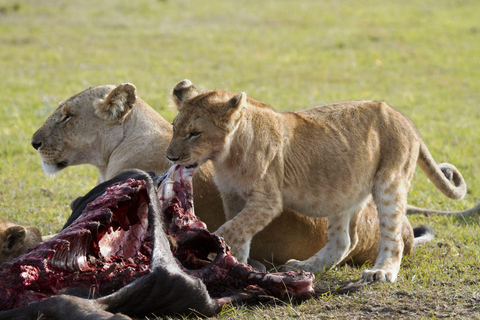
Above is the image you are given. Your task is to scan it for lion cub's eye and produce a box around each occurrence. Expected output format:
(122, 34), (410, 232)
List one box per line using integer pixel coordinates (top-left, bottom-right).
(188, 132), (201, 139)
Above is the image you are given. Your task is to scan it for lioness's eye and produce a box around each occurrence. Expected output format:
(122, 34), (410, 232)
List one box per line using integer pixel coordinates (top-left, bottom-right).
(60, 114), (72, 123)
(188, 132), (201, 139)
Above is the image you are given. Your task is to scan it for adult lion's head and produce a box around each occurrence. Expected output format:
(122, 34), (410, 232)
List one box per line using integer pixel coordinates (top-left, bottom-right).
(31, 83), (137, 175)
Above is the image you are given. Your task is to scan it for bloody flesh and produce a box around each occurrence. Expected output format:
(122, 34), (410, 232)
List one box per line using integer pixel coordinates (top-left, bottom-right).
(0, 165), (314, 314)
(0, 179), (152, 310)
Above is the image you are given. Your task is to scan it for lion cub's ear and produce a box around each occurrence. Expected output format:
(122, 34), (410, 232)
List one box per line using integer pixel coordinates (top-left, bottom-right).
(6, 226), (26, 250)
(172, 79), (199, 109)
(95, 83), (137, 121)
(222, 92), (247, 121)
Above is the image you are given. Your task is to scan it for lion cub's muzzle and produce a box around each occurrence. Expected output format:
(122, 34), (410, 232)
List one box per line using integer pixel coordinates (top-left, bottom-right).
(166, 153), (198, 169)
(166, 143), (198, 168)
(166, 154), (180, 162)
(185, 163), (198, 169)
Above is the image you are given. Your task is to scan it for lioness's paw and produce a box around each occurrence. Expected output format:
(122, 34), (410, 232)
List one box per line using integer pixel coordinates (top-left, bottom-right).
(282, 259), (303, 272)
(362, 268), (398, 283)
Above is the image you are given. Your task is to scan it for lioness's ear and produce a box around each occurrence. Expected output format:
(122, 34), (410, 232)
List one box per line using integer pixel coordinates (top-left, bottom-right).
(95, 83), (137, 121)
(172, 79), (198, 109)
(6, 226), (26, 250)
(223, 92), (247, 120)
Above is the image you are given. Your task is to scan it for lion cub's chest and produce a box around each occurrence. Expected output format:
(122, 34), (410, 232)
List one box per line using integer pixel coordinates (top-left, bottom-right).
(213, 165), (252, 197)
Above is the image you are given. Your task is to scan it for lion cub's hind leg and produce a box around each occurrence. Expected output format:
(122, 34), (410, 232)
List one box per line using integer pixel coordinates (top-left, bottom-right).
(284, 203), (363, 274)
(362, 176), (409, 283)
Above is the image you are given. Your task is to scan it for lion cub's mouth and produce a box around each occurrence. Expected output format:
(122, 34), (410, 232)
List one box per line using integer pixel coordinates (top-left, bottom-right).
(185, 162), (198, 169)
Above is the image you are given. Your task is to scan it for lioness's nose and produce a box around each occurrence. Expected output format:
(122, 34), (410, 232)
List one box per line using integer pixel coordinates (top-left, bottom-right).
(31, 140), (42, 150)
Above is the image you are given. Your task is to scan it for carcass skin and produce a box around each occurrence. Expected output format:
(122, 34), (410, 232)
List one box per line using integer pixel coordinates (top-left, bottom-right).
(0, 167), (314, 319)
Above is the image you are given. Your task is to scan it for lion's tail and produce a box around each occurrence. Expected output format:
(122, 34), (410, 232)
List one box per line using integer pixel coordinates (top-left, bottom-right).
(406, 203), (480, 218)
(417, 141), (467, 200)
(412, 225), (435, 247)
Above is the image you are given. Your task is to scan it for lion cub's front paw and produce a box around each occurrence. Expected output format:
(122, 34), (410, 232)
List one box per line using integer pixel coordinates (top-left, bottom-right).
(362, 268), (398, 283)
(213, 228), (248, 263)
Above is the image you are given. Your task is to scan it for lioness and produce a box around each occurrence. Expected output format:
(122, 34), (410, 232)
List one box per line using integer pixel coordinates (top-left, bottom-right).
(0, 219), (42, 265)
(167, 80), (467, 282)
(30, 84), (450, 270)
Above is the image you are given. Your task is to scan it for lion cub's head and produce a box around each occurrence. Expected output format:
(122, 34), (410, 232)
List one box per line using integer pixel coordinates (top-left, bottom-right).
(167, 80), (248, 168)
(31, 84), (137, 175)
(0, 220), (42, 264)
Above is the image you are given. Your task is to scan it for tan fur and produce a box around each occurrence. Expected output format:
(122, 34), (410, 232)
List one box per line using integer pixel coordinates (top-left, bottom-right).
(31, 84), (421, 271)
(0, 219), (42, 264)
(31, 84), (222, 232)
(167, 80), (466, 282)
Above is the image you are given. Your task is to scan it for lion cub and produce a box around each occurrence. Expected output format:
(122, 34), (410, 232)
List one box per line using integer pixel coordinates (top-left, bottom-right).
(167, 80), (467, 283)
(0, 219), (42, 264)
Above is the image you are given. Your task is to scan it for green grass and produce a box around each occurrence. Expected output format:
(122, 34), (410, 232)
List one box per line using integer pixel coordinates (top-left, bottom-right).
(1, 0), (479, 318)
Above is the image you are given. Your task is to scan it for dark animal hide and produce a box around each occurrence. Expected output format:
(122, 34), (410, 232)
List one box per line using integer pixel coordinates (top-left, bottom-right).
(0, 169), (218, 319)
